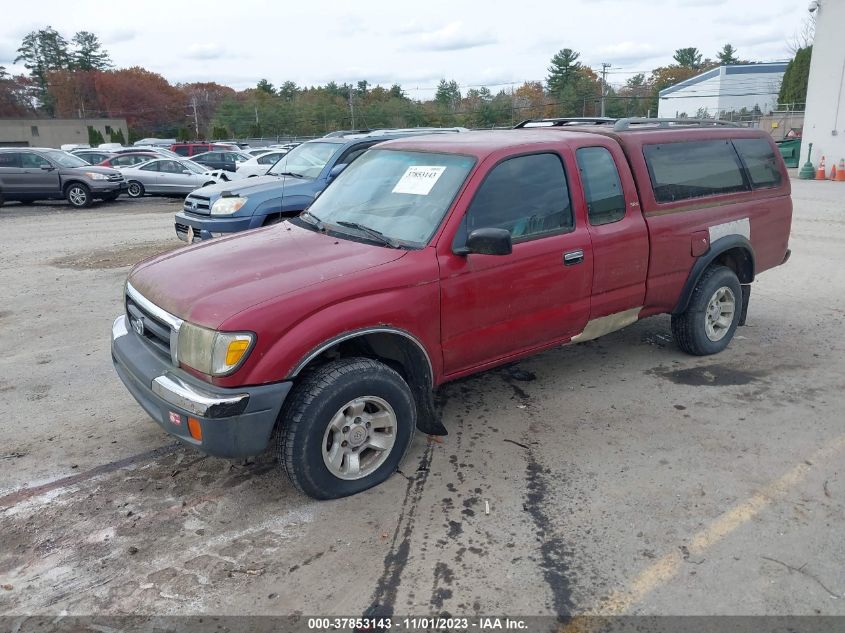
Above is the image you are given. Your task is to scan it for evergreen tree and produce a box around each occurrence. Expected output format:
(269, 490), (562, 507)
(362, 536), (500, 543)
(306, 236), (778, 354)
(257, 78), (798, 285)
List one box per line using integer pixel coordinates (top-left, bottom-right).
(673, 47), (703, 70)
(716, 44), (739, 65)
(71, 31), (112, 70)
(109, 127), (126, 144)
(256, 79), (275, 94)
(546, 48), (581, 94)
(15, 26), (71, 113)
(778, 46), (812, 107)
(435, 79), (461, 111)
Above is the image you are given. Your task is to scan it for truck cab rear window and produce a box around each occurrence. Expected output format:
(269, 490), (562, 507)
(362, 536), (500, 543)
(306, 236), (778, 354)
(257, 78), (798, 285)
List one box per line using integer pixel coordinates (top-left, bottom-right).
(733, 138), (782, 189)
(643, 140), (748, 203)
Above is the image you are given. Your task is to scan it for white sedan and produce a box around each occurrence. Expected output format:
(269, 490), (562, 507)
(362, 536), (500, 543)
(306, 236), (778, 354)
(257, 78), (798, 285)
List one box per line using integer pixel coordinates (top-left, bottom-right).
(121, 158), (226, 198)
(235, 150), (290, 178)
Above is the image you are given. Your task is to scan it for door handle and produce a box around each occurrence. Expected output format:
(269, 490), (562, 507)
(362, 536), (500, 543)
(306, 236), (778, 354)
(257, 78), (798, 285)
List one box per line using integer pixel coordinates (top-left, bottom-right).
(563, 250), (584, 266)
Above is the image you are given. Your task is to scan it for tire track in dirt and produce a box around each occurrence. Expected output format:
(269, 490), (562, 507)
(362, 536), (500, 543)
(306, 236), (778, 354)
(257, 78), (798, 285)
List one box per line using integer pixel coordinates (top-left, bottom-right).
(363, 442), (434, 617)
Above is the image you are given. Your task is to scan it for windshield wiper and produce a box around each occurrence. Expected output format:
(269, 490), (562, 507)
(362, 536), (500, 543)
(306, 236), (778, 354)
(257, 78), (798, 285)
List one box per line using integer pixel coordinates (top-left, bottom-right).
(335, 221), (400, 248)
(299, 210), (325, 231)
(273, 171), (306, 179)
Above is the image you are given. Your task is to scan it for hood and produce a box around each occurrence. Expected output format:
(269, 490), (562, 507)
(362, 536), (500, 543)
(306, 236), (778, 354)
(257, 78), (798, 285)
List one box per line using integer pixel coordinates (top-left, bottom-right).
(128, 222), (407, 329)
(190, 174), (310, 200)
(73, 165), (120, 176)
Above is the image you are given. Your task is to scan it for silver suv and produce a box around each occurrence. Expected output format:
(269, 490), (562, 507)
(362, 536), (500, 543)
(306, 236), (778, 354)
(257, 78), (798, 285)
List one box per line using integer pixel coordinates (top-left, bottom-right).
(0, 148), (127, 208)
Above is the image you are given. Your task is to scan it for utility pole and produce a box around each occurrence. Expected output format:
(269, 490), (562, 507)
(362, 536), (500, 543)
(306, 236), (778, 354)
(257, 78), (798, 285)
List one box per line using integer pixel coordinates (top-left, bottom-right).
(191, 96), (200, 138)
(600, 63), (611, 117)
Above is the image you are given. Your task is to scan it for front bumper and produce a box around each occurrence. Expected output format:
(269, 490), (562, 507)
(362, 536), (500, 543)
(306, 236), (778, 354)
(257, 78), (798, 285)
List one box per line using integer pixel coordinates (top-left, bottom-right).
(90, 180), (128, 195)
(111, 314), (291, 457)
(174, 211), (261, 242)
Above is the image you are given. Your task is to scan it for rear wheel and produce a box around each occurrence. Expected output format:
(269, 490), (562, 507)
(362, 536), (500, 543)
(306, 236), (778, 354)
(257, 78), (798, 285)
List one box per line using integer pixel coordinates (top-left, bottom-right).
(278, 358), (416, 499)
(127, 181), (144, 198)
(0, 191), (4, 207)
(19, 199), (35, 205)
(671, 265), (742, 356)
(65, 183), (92, 208)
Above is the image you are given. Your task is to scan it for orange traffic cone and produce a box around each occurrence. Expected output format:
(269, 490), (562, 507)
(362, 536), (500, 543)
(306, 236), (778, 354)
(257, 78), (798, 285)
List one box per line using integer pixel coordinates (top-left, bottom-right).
(816, 155), (827, 180)
(832, 162), (839, 181)
(837, 159), (845, 182)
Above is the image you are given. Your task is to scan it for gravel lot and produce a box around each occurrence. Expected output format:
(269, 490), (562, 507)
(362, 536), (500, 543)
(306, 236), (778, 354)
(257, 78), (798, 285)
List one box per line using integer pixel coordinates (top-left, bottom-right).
(0, 181), (843, 622)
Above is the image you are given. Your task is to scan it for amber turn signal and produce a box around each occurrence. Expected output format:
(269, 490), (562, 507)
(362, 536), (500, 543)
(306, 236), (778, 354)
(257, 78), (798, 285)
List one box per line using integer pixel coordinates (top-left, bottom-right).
(187, 417), (203, 441)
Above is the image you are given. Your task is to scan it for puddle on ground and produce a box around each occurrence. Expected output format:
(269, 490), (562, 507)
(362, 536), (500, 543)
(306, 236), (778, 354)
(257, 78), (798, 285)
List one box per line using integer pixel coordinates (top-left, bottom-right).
(50, 241), (182, 270)
(649, 364), (762, 386)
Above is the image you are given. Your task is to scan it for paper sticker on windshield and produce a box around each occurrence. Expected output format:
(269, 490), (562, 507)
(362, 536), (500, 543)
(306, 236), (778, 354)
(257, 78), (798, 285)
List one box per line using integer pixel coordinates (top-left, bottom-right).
(392, 166), (446, 195)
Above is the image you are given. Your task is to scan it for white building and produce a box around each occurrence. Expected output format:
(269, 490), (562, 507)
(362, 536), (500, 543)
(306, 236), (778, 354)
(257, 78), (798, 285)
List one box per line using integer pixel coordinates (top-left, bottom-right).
(802, 0), (845, 166)
(658, 62), (788, 119)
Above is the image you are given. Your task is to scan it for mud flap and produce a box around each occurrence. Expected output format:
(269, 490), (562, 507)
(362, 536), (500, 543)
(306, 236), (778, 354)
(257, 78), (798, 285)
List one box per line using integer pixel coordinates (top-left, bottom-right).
(415, 388), (448, 436)
(739, 284), (751, 326)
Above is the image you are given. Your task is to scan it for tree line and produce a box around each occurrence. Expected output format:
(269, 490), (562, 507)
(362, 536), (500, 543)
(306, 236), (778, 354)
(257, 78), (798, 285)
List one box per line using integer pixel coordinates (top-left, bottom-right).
(0, 26), (811, 141)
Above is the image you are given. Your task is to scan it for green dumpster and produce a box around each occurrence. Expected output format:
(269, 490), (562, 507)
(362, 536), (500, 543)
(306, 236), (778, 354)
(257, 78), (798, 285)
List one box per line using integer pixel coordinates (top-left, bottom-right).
(777, 138), (802, 168)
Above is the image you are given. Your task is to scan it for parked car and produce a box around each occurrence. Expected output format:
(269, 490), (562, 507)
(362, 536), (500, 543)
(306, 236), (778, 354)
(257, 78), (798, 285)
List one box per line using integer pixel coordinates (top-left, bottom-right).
(134, 138), (176, 148)
(170, 142), (239, 157)
(71, 149), (116, 164)
(234, 150), (289, 178)
(190, 150), (252, 174)
(175, 129), (465, 242)
(246, 148), (276, 157)
(98, 152), (161, 169)
(0, 148), (126, 207)
(120, 158), (225, 198)
(114, 146), (181, 158)
(111, 121), (793, 499)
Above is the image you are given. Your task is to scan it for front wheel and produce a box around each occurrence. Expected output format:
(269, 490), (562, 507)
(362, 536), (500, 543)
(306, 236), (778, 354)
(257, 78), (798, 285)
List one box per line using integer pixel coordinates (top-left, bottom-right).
(127, 181), (145, 198)
(65, 183), (92, 208)
(671, 265), (742, 356)
(278, 358), (416, 499)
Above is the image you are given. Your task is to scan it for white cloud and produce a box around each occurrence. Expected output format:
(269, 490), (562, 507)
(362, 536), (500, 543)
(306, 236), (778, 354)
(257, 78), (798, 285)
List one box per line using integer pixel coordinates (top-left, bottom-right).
(411, 21), (497, 52)
(184, 44), (227, 60)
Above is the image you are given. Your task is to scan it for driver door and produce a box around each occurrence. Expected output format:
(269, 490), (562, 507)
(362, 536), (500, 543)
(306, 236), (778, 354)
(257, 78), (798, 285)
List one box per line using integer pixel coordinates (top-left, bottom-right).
(438, 151), (593, 376)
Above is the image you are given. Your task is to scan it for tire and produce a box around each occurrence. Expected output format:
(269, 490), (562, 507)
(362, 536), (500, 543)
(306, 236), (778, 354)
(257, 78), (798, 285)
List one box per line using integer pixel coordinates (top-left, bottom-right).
(0, 191), (4, 207)
(20, 199), (35, 205)
(671, 265), (742, 356)
(127, 181), (144, 198)
(278, 357), (416, 499)
(65, 183), (92, 208)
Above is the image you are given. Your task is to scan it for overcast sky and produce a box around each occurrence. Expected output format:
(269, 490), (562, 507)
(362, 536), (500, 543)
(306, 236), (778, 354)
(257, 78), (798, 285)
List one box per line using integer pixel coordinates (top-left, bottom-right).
(0, 0), (809, 98)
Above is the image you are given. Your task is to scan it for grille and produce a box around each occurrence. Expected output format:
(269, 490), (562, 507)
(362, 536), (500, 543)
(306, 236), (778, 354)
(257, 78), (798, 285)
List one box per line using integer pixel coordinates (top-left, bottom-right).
(184, 194), (211, 214)
(175, 223), (189, 240)
(125, 292), (174, 361)
(108, 173), (124, 181)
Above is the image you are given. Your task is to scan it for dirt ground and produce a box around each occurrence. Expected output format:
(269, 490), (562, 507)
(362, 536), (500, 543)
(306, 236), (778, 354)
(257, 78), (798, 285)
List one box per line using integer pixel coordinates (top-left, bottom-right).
(0, 182), (843, 623)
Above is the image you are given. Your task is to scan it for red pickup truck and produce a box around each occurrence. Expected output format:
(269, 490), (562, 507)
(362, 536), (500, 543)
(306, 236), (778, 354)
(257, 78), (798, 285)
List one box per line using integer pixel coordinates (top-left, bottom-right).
(111, 119), (792, 499)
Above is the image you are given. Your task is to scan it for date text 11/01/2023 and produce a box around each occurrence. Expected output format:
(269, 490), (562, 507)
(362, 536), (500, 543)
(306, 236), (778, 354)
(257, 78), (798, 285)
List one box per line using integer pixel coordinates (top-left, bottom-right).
(306, 617), (529, 630)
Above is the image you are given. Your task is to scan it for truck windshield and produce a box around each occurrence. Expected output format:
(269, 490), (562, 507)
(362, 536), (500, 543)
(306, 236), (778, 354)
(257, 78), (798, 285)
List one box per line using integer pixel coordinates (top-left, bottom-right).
(305, 149), (475, 247)
(267, 142), (338, 179)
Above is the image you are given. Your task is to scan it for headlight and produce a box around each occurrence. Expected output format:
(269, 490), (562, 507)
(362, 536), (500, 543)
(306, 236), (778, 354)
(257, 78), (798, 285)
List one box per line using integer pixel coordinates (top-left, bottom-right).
(85, 172), (109, 180)
(211, 197), (247, 215)
(177, 322), (254, 376)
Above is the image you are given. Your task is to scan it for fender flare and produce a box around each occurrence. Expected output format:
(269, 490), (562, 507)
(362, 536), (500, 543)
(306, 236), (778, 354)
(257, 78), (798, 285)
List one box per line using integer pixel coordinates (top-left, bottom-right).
(672, 235), (755, 315)
(287, 326), (447, 436)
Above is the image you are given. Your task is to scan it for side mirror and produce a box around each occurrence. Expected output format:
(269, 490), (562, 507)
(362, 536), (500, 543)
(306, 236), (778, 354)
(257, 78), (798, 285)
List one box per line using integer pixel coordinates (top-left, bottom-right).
(182, 169), (191, 175)
(327, 163), (347, 182)
(455, 228), (512, 256)
(40, 164), (55, 170)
